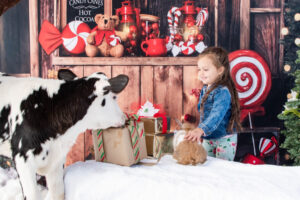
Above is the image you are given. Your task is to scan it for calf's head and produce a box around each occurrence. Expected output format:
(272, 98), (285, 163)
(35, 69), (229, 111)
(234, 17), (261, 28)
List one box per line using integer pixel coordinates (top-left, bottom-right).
(58, 69), (128, 130)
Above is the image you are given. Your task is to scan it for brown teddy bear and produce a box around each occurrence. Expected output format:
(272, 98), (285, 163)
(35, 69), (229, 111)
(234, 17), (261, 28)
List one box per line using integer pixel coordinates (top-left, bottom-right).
(85, 14), (127, 57)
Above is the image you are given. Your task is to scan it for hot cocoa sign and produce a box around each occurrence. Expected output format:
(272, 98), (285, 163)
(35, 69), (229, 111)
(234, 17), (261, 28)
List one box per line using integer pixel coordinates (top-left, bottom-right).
(67, 0), (104, 27)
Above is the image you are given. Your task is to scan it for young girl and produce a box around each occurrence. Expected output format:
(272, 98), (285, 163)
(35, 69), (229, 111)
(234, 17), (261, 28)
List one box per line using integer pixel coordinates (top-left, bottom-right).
(184, 47), (242, 161)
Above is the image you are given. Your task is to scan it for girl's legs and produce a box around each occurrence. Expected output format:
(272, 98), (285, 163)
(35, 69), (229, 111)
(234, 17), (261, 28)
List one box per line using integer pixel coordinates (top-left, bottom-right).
(202, 139), (217, 157)
(202, 134), (238, 161)
(215, 134), (237, 161)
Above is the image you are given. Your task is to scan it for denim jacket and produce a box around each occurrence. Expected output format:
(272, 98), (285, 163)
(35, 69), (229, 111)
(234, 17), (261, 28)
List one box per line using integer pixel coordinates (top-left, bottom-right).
(197, 85), (231, 139)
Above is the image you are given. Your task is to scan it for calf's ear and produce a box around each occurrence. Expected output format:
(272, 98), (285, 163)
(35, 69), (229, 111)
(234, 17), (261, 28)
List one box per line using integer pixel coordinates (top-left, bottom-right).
(108, 74), (129, 93)
(58, 69), (77, 81)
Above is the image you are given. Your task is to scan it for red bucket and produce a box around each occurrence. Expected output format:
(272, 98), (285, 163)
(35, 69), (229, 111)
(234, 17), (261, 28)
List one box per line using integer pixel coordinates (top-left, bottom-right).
(242, 153), (265, 165)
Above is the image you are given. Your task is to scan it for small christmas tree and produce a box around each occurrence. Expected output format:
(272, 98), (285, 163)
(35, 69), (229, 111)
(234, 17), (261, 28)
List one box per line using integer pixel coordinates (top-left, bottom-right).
(278, 70), (300, 165)
(278, 0), (300, 165)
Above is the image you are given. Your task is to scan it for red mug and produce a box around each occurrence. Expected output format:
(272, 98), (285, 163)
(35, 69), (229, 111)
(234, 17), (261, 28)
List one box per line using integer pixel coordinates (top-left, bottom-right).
(141, 38), (167, 56)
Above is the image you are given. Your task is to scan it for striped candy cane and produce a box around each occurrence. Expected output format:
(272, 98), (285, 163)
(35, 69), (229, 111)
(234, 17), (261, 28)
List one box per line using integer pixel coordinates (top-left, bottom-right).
(167, 7), (182, 51)
(196, 8), (209, 27)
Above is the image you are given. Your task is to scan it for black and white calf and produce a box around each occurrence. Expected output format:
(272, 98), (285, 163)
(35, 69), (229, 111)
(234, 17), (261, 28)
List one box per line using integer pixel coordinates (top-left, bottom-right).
(0, 69), (128, 200)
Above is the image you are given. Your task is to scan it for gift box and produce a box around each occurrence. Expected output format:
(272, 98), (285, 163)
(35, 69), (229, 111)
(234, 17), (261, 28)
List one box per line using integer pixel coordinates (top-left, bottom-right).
(145, 133), (174, 158)
(92, 120), (147, 166)
(141, 117), (171, 134)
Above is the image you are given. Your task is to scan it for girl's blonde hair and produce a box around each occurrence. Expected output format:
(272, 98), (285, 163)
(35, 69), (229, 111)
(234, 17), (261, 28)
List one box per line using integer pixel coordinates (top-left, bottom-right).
(198, 47), (242, 132)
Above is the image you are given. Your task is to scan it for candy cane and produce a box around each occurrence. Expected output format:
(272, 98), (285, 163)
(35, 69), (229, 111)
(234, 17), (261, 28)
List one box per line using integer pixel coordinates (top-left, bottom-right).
(196, 8), (209, 27)
(167, 7), (181, 42)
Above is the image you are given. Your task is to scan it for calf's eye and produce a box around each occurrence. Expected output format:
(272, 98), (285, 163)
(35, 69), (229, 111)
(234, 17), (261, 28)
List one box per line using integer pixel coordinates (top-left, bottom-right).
(101, 99), (106, 107)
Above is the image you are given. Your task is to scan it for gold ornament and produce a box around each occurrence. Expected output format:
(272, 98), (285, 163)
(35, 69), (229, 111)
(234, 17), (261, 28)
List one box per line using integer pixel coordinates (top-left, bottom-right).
(295, 38), (300, 46)
(281, 27), (289, 36)
(295, 13), (300, 21)
(287, 93), (292, 99)
(284, 64), (291, 72)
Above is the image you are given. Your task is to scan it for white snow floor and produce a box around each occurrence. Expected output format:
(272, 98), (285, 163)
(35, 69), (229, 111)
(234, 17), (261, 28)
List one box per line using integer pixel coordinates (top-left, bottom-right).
(1, 155), (300, 200)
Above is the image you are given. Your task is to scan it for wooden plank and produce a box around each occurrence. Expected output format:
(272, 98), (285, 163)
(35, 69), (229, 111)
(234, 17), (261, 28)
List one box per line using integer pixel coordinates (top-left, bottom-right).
(183, 66), (202, 126)
(140, 66), (154, 104)
(250, 8), (281, 13)
(61, 0), (67, 28)
(240, 0), (250, 49)
(154, 66), (183, 130)
(29, 0), (39, 77)
(228, 0), (240, 51)
(279, 0), (284, 72)
(83, 66), (112, 77)
(105, 0), (112, 16)
(40, 0), (54, 78)
(252, 13), (280, 75)
(54, 65), (84, 78)
(112, 66), (140, 114)
(214, 0), (218, 46)
(52, 57), (199, 66)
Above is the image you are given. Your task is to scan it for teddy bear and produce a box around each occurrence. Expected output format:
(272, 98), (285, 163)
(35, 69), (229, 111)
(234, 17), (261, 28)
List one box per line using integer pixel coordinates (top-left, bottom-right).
(85, 14), (127, 57)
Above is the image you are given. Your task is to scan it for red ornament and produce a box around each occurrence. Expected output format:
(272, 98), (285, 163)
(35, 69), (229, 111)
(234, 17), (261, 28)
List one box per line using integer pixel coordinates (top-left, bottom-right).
(141, 31), (146, 37)
(130, 40), (137, 47)
(197, 34), (204, 41)
(152, 23), (159, 30)
(127, 33), (133, 40)
(149, 33), (155, 39)
(141, 21), (146, 28)
(187, 21), (194, 27)
(129, 25), (137, 34)
(174, 33), (183, 41)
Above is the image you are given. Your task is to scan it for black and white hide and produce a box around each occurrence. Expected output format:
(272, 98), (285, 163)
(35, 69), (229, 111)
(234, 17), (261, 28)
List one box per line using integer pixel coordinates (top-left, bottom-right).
(0, 69), (129, 200)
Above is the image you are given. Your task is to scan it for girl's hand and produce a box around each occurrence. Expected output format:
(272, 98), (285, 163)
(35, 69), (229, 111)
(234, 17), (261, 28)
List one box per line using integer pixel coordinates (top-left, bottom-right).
(184, 128), (205, 143)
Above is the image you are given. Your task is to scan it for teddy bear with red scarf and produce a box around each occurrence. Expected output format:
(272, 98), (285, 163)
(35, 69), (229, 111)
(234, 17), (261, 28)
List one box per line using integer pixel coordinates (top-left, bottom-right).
(85, 14), (127, 57)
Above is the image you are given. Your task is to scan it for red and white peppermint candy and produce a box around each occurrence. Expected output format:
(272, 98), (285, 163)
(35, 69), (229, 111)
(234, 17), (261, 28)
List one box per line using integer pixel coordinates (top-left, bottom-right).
(181, 40), (196, 55)
(109, 35), (121, 46)
(229, 50), (272, 108)
(196, 8), (209, 27)
(259, 137), (278, 158)
(62, 21), (91, 54)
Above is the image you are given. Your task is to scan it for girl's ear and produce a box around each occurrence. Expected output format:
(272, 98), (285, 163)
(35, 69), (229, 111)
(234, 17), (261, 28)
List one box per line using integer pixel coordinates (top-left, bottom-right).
(218, 66), (225, 76)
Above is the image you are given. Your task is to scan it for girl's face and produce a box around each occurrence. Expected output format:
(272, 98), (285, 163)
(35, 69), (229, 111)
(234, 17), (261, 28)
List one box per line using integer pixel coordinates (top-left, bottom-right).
(197, 56), (224, 87)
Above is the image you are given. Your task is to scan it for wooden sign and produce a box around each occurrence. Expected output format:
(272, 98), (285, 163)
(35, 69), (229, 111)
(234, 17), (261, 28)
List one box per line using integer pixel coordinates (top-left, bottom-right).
(67, 0), (104, 28)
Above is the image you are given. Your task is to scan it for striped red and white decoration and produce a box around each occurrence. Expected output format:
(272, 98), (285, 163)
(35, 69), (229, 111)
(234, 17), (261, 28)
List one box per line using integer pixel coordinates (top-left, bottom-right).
(181, 40), (196, 55)
(61, 21), (91, 54)
(229, 50), (272, 108)
(196, 8), (209, 27)
(167, 7), (182, 51)
(259, 136), (278, 158)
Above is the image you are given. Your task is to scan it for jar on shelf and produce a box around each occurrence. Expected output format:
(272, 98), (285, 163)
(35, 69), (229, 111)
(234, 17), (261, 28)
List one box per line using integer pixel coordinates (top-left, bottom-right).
(140, 14), (160, 41)
(115, 1), (140, 56)
(166, 1), (210, 56)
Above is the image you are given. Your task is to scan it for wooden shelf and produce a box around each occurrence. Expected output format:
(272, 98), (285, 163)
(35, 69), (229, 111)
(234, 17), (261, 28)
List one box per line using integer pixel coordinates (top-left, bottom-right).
(52, 56), (198, 66)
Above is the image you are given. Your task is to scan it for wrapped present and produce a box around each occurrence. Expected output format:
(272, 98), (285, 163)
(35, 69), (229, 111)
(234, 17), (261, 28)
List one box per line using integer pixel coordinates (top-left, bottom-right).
(145, 133), (174, 158)
(136, 100), (170, 134)
(141, 116), (171, 134)
(92, 115), (147, 166)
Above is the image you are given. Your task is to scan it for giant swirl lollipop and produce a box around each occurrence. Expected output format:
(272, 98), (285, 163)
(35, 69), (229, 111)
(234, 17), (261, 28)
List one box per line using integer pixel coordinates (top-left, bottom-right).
(229, 50), (272, 121)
